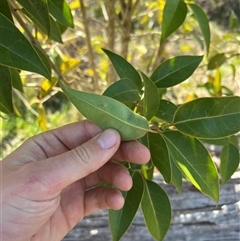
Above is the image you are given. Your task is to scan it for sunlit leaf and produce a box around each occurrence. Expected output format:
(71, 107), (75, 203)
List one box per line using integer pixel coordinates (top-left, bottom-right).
(160, 0), (187, 44)
(102, 49), (142, 92)
(208, 53), (226, 70)
(151, 55), (203, 88)
(37, 104), (47, 131)
(173, 96), (240, 139)
(163, 130), (219, 202)
(0, 13), (51, 79)
(17, 0), (50, 36)
(189, 4), (210, 55)
(220, 143), (239, 184)
(141, 72), (160, 120)
(60, 58), (80, 74)
(149, 133), (171, 183)
(0, 65), (13, 114)
(48, 0), (74, 28)
(155, 99), (178, 123)
(213, 67), (221, 96)
(103, 78), (140, 104)
(141, 180), (172, 241)
(61, 83), (150, 141)
(109, 171), (144, 241)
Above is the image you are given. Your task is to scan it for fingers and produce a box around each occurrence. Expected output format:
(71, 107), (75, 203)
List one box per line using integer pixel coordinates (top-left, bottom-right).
(84, 187), (124, 216)
(113, 140), (150, 164)
(84, 161), (132, 191)
(19, 129), (121, 200)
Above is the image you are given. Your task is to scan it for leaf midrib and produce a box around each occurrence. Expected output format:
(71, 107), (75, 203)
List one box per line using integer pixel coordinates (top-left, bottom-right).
(154, 57), (201, 84)
(174, 112), (238, 125)
(67, 89), (150, 132)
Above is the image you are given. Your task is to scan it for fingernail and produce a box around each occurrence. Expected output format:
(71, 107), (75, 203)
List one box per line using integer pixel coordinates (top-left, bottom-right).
(97, 129), (118, 149)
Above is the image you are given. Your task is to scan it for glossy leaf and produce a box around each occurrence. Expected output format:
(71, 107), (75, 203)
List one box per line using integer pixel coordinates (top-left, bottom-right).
(173, 96), (240, 139)
(141, 180), (172, 241)
(0, 65), (13, 114)
(160, 0), (187, 44)
(103, 78), (140, 104)
(17, 0), (50, 36)
(102, 49), (142, 92)
(10, 68), (23, 92)
(208, 53), (226, 70)
(171, 158), (182, 194)
(155, 99), (178, 123)
(0, 14), (51, 79)
(0, 0), (13, 22)
(163, 130), (219, 202)
(220, 143), (239, 184)
(109, 171), (144, 241)
(151, 55), (203, 88)
(189, 4), (210, 55)
(141, 72), (160, 120)
(48, 0), (74, 28)
(61, 83), (150, 141)
(149, 133), (171, 183)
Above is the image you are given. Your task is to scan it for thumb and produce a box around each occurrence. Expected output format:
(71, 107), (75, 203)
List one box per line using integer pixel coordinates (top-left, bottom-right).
(23, 129), (121, 199)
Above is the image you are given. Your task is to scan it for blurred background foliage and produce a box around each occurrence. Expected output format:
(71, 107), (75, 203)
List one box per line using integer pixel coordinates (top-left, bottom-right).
(1, 0), (240, 158)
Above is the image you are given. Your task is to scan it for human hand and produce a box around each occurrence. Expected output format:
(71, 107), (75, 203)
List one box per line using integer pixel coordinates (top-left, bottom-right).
(1, 120), (150, 241)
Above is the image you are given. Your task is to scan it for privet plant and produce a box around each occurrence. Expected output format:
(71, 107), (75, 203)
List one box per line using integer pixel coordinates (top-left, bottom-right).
(1, 0), (240, 240)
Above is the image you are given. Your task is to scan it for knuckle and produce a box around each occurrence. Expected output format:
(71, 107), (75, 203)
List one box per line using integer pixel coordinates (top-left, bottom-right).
(73, 145), (92, 166)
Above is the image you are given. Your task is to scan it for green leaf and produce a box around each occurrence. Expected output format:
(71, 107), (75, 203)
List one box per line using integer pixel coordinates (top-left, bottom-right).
(0, 13), (51, 79)
(141, 180), (172, 241)
(155, 99), (178, 123)
(48, 0), (74, 28)
(200, 135), (238, 147)
(0, 0), (13, 22)
(49, 17), (63, 43)
(208, 53), (226, 70)
(160, 0), (187, 44)
(109, 171), (144, 241)
(33, 46), (52, 76)
(189, 4), (210, 55)
(60, 83), (150, 141)
(0, 65), (13, 114)
(163, 130), (219, 202)
(103, 78), (140, 104)
(102, 49), (142, 92)
(173, 96), (240, 139)
(10, 68), (23, 92)
(151, 56), (203, 88)
(141, 72), (160, 120)
(171, 158), (182, 194)
(220, 143), (239, 184)
(17, 0), (50, 36)
(149, 133), (171, 183)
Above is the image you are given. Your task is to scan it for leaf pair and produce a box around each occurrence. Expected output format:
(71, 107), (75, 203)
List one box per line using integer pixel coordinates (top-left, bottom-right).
(161, 0), (210, 54)
(109, 172), (171, 241)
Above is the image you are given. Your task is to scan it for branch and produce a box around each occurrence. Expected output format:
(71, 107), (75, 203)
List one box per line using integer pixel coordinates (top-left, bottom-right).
(79, 0), (99, 91)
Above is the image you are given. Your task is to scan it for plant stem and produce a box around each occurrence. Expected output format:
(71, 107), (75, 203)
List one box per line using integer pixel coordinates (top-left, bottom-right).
(79, 0), (99, 91)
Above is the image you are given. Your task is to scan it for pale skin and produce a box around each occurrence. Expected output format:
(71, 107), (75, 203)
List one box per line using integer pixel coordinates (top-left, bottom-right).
(1, 120), (150, 241)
